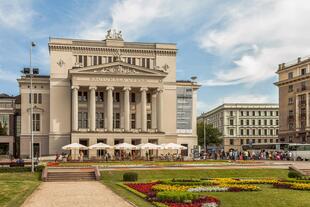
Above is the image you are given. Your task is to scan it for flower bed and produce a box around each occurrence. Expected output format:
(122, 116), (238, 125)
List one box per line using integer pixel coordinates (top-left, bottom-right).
(273, 182), (310, 191)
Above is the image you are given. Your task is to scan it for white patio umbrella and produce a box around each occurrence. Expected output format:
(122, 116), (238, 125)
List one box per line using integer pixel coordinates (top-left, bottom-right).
(137, 143), (161, 150)
(114, 143), (137, 150)
(62, 143), (88, 160)
(160, 143), (187, 150)
(62, 143), (88, 150)
(88, 142), (111, 150)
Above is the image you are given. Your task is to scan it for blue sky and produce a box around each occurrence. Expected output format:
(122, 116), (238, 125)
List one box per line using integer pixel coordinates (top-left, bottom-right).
(1, 0), (310, 114)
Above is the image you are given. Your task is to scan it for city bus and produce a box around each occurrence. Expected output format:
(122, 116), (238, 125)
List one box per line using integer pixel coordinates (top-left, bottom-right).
(288, 144), (310, 161)
(242, 143), (289, 152)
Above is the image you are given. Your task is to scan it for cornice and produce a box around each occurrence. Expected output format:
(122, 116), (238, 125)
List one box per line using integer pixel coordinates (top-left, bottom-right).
(48, 44), (177, 56)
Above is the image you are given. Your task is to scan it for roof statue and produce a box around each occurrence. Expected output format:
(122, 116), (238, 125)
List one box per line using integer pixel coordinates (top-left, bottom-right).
(106, 29), (123, 40)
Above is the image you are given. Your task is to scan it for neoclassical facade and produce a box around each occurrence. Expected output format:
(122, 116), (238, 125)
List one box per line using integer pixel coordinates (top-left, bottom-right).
(198, 103), (279, 151)
(17, 31), (199, 158)
(275, 56), (310, 144)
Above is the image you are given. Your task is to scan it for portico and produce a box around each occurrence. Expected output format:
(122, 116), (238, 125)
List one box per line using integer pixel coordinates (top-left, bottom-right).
(70, 61), (165, 134)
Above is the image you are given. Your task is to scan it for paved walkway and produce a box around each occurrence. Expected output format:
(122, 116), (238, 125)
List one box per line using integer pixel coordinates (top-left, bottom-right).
(22, 182), (133, 207)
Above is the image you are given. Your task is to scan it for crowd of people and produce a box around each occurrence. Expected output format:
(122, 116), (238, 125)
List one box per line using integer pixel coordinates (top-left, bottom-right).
(202, 149), (293, 161)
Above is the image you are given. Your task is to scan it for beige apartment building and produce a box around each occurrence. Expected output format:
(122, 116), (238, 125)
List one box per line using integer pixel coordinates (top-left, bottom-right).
(275, 56), (310, 144)
(199, 103), (279, 151)
(17, 30), (199, 158)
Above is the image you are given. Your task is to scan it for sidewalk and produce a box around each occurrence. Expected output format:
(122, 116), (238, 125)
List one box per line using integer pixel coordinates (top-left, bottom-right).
(22, 182), (133, 207)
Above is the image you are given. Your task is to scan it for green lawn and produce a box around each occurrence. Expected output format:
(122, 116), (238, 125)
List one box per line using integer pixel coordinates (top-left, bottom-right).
(0, 172), (41, 207)
(59, 160), (229, 167)
(101, 169), (310, 207)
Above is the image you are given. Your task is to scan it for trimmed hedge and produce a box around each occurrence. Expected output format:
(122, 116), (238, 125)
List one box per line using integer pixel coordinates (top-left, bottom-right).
(0, 165), (44, 173)
(156, 191), (200, 203)
(288, 171), (302, 179)
(123, 172), (138, 181)
(117, 183), (147, 199)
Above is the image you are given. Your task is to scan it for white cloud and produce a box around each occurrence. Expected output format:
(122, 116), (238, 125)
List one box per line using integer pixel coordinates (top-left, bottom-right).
(199, 0), (310, 86)
(0, 0), (34, 30)
(79, 0), (206, 40)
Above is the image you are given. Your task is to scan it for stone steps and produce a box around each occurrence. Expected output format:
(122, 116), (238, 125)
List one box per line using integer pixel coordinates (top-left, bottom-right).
(42, 167), (100, 182)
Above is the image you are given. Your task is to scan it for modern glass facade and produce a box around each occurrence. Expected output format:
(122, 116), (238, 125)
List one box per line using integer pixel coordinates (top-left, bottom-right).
(176, 87), (192, 133)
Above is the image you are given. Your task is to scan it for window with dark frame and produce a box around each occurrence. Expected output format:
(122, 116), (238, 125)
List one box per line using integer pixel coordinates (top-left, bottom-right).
(131, 113), (136, 129)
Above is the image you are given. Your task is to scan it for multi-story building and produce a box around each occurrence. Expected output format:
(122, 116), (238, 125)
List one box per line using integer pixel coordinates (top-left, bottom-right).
(17, 30), (199, 158)
(0, 93), (20, 156)
(199, 103), (279, 151)
(275, 56), (310, 143)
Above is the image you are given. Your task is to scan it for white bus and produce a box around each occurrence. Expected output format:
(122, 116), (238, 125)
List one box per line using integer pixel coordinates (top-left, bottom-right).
(242, 143), (289, 152)
(288, 144), (310, 161)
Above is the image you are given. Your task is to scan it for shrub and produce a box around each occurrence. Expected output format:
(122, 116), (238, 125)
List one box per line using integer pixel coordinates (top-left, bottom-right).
(288, 171), (302, 179)
(123, 172), (138, 181)
(156, 191), (199, 203)
(0, 165), (44, 173)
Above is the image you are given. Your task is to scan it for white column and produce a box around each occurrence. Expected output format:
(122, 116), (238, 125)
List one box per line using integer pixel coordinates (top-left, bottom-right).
(106, 86), (114, 132)
(157, 88), (163, 132)
(307, 93), (310, 128)
(71, 86), (79, 131)
(151, 91), (157, 129)
(89, 86), (97, 131)
(123, 87), (131, 132)
(140, 87), (148, 132)
(296, 95), (300, 130)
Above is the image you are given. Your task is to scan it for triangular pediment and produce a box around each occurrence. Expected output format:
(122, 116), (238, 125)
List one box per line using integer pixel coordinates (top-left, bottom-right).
(69, 61), (167, 77)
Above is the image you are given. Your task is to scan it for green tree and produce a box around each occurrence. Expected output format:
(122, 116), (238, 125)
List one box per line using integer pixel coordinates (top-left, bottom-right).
(197, 122), (222, 149)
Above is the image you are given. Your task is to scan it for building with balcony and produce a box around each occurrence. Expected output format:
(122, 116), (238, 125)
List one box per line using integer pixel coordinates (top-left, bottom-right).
(198, 103), (279, 151)
(275, 56), (310, 144)
(17, 30), (200, 158)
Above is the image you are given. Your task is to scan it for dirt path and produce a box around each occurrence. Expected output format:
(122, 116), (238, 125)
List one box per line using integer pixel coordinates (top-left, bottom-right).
(21, 181), (133, 207)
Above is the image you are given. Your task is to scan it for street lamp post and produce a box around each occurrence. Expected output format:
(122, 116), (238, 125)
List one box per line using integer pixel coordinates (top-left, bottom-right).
(21, 42), (39, 173)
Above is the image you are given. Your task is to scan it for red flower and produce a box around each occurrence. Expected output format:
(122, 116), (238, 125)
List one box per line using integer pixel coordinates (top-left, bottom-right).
(126, 182), (158, 194)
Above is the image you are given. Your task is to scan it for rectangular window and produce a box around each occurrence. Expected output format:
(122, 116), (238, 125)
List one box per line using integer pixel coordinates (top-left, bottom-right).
(96, 112), (104, 128)
(246, 120), (249, 125)
(240, 129), (244, 135)
(264, 120), (267, 125)
(38, 93), (42, 104)
(270, 139), (273, 143)
(127, 57), (131, 64)
(142, 58), (146, 67)
(258, 139), (261, 143)
(230, 139), (234, 145)
(270, 129), (273, 135)
(34, 93), (37, 104)
(113, 113), (120, 129)
(131, 113), (136, 129)
(98, 56), (102, 65)
(132, 58), (136, 65)
(247, 129), (250, 135)
(276, 111), (279, 116)
(93, 56), (97, 65)
(78, 112), (88, 128)
(252, 111), (255, 116)
(96, 92), (104, 102)
(147, 113), (151, 129)
(288, 85), (293, 92)
(258, 111), (261, 116)
(131, 93), (136, 103)
(241, 111), (244, 116)
(108, 56), (112, 63)
(264, 129), (268, 135)
(146, 58), (150, 68)
(241, 120), (244, 125)
(252, 129), (255, 136)
(230, 111), (233, 116)
(258, 129), (261, 135)
(32, 113), (40, 131)
(252, 119), (255, 125)
(246, 139), (249, 144)
(240, 139), (244, 145)
(113, 92), (120, 102)
(83, 56), (87, 67)
(301, 68), (306, 75)
(270, 111), (273, 116)
(288, 97), (293, 105)
(264, 139), (267, 143)
(229, 129), (234, 135)
(29, 93), (31, 104)
(147, 93), (151, 103)
(301, 81), (306, 91)
(258, 120), (261, 125)
(79, 55), (83, 63)
(230, 120), (234, 125)
(270, 120), (273, 125)
(288, 72), (293, 79)
(246, 111), (249, 116)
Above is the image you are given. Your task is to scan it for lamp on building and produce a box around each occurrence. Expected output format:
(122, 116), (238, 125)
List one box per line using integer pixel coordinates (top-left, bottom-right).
(20, 42), (39, 173)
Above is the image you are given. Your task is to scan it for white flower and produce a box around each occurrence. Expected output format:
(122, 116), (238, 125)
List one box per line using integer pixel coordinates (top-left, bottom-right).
(187, 186), (228, 192)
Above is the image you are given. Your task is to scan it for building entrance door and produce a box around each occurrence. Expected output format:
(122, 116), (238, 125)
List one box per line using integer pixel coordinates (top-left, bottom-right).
(33, 143), (40, 158)
(79, 139), (89, 158)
